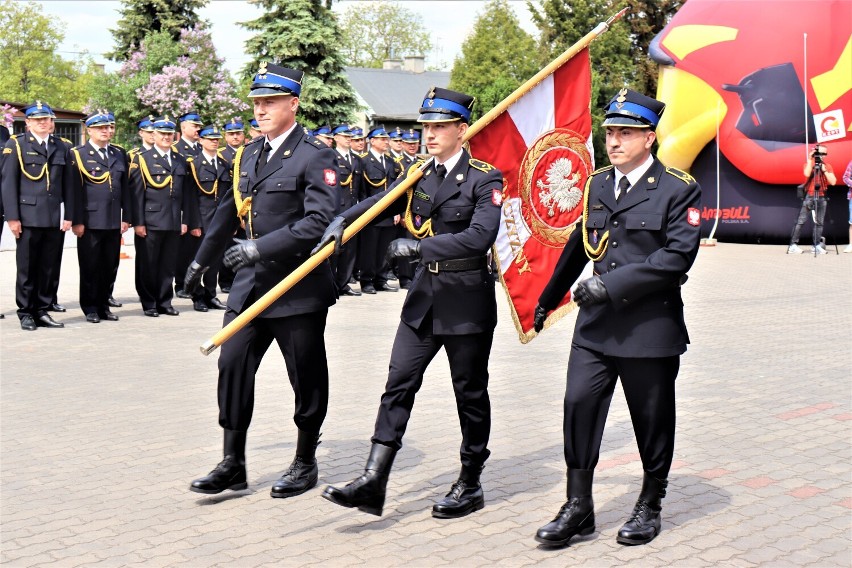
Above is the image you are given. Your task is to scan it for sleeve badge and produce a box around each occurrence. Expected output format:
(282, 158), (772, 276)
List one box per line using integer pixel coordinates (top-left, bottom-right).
(491, 188), (503, 206)
(687, 207), (700, 226)
(324, 168), (337, 186)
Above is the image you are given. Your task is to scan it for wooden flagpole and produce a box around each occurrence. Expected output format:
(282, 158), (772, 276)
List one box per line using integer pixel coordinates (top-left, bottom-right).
(200, 8), (627, 356)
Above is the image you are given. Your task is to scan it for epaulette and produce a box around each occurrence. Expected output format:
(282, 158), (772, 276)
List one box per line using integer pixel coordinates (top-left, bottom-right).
(245, 136), (263, 146)
(393, 154), (404, 163)
(590, 165), (614, 176)
(469, 158), (495, 173)
(307, 136), (325, 148)
(407, 160), (425, 176)
(10, 133), (20, 139)
(170, 143), (179, 151)
(357, 151), (368, 158)
(60, 137), (73, 145)
(665, 166), (695, 184)
(110, 142), (125, 150)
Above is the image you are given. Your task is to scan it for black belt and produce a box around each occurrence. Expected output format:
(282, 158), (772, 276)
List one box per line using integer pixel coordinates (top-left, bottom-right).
(425, 256), (488, 273)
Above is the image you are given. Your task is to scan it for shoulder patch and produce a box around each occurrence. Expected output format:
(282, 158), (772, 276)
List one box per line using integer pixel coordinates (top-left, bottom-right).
(469, 158), (495, 172)
(665, 166), (695, 184)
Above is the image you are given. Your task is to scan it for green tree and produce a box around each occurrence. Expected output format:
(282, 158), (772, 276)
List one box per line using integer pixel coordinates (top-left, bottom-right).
(624, 0), (684, 95)
(338, 1), (432, 68)
(528, 0), (634, 165)
(107, 0), (207, 61)
(0, 0), (103, 109)
(241, 0), (358, 128)
(449, 0), (538, 122)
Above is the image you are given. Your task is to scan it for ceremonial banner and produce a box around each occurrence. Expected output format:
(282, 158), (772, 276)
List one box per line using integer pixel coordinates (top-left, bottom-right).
(468, 49), (593, 343)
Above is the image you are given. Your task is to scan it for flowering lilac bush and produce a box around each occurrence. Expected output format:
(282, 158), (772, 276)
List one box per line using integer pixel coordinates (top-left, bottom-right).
(1, 104), (16, 130)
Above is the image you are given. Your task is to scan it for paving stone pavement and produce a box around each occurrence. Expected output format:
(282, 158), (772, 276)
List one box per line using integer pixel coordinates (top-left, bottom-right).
(1, 242), (850, 567)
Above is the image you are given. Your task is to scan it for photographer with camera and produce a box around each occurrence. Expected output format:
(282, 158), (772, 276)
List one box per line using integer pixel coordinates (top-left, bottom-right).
(787, 145), (836, 254)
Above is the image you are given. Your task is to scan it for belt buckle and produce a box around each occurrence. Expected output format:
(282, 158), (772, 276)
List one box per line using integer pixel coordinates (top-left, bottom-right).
(427, 261), (439, 274)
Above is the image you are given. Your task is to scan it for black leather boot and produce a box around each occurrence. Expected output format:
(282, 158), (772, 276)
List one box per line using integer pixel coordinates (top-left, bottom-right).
(432, 464), (485, 519)
(321, 443), (396, 516)
(535, 468), (595, 546)
(617, 472), (667, 545)
(190, 429), (248, 494)
(270, 430), (320, 498)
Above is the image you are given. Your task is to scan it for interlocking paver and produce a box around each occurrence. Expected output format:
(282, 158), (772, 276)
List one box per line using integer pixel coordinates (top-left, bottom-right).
(1, 243), (851, 567)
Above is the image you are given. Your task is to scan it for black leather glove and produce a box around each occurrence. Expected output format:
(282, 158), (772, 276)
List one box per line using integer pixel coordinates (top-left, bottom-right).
(183, 261), (208, 295)
(386, 238), (421, 262)
(573, 276), (608, 307)
(533, 304), (548, 333)
(312, 216), (346, 256)
(223, 239), (260, 272)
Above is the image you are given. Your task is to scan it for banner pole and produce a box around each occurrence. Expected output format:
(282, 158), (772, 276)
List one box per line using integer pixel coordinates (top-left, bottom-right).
(200, 9), (628, 356)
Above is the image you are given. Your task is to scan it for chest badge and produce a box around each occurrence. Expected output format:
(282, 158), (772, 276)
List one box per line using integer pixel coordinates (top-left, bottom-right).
(591, 229), (599, 244)
(414, 215), (422, 228)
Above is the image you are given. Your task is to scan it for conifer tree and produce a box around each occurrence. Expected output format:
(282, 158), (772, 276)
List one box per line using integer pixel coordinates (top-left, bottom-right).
(241, 0), (358, 128)
(107, 0), (207, 61)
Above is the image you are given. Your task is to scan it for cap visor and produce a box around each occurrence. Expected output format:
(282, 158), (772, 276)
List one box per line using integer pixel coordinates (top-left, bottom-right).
(602, 116), (651, 128)
(417, 113), (463, 123)
(248, 87), (295, 98)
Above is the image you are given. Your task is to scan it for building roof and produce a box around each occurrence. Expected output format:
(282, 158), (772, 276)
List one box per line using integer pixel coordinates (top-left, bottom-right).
(344, 67), (451, 122)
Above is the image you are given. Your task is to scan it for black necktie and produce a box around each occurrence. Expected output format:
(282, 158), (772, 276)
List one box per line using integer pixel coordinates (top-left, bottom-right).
(99, 148), (107, 162)
(616, 176), (630, 203)
(39, 141), (47, 154)
(345, 153), (350, 165)
(435, 164), (447, 181)
(257, 141), (272, 171)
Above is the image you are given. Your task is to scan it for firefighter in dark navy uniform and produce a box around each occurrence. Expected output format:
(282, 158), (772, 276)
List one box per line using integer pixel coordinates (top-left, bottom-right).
(174, 111), (204, 298)
(184, 63), (339, 500)
(1, 101), (75, 330)
(532, 88), (701, 548)
(217, 117), (247, 294)
(357, 126), (399, 294)
(69, 109), (131, 323)
(184, 124), (230, 312)
(319, 87), (503, 519)
(330, 124), (362, 296)
(129, 115), (200, 317)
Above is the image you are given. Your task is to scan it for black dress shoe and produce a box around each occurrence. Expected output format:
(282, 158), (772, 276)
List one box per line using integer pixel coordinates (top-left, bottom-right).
(20, 316), (37, 331)
(48, 303), (67, 312)
(190, 456), (248, 494)
(143, 309), (159, 317)
(535, 498), (595, 546)
(432, 479), (485, 519)
(340, 287), (361, 297)
(207, 297), (227, 310)
(36, 314), (64, 328)
(85, 313), (101, 323)
(271, 457), (318, 498)
(361, 283), (377, 294)
(375, 282), (398, 292)
(193, 300), (209, 312)
(158, 306), (180, 316)
(107, 296), (123, 308)
(175, 289), (192, 299)
(100, 311), (119, 321)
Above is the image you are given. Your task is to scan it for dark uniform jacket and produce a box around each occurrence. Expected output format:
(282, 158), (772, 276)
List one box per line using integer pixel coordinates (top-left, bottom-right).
(129, 147), (199, 231)
(194, 125), (339, 318)
(360, 150), (398, 227)
(69, 142), (130, 230)
(2, 133), (74, 228)
(186, 152), (232, 230)
(219, 145), (238, 167)
(539, 158), (701, 358)
(335, 149), (361, 213)
(341, 149), (503, 335)
(174, 138), (201, 160)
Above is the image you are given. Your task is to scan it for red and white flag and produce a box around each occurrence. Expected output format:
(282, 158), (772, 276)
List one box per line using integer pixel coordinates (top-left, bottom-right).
(468, 48), (593, 343)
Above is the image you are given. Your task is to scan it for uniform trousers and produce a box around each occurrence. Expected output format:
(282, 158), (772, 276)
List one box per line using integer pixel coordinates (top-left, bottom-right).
(331, 234), (358, 292)
(15, 226), (64, 319)
(77, 228), (121, 315)
(359, 225), (396, 286)
(372, 314), (493, 469)
(217, 308), (329, 433)
(175, 233), (201, 291)
(134, 230), (179, 311)
(564, 343), (679, 479)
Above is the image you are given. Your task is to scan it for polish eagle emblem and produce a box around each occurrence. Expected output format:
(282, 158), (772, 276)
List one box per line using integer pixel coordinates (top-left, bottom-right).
(536, 157), (582, 217)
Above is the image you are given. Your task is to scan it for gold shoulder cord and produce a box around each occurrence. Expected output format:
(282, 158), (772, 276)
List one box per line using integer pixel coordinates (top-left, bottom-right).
(363, 171), (387, 188)
(340, 171), (353, 187)
(189, 159), (217, 198)
(71, 148), (112, 191)
(137, 154), (173, 194)
(582, 174), (609, 261)
(231, 146), (253, 235)
(401, 161), (433, 239)
(12, 137), (49, 191)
